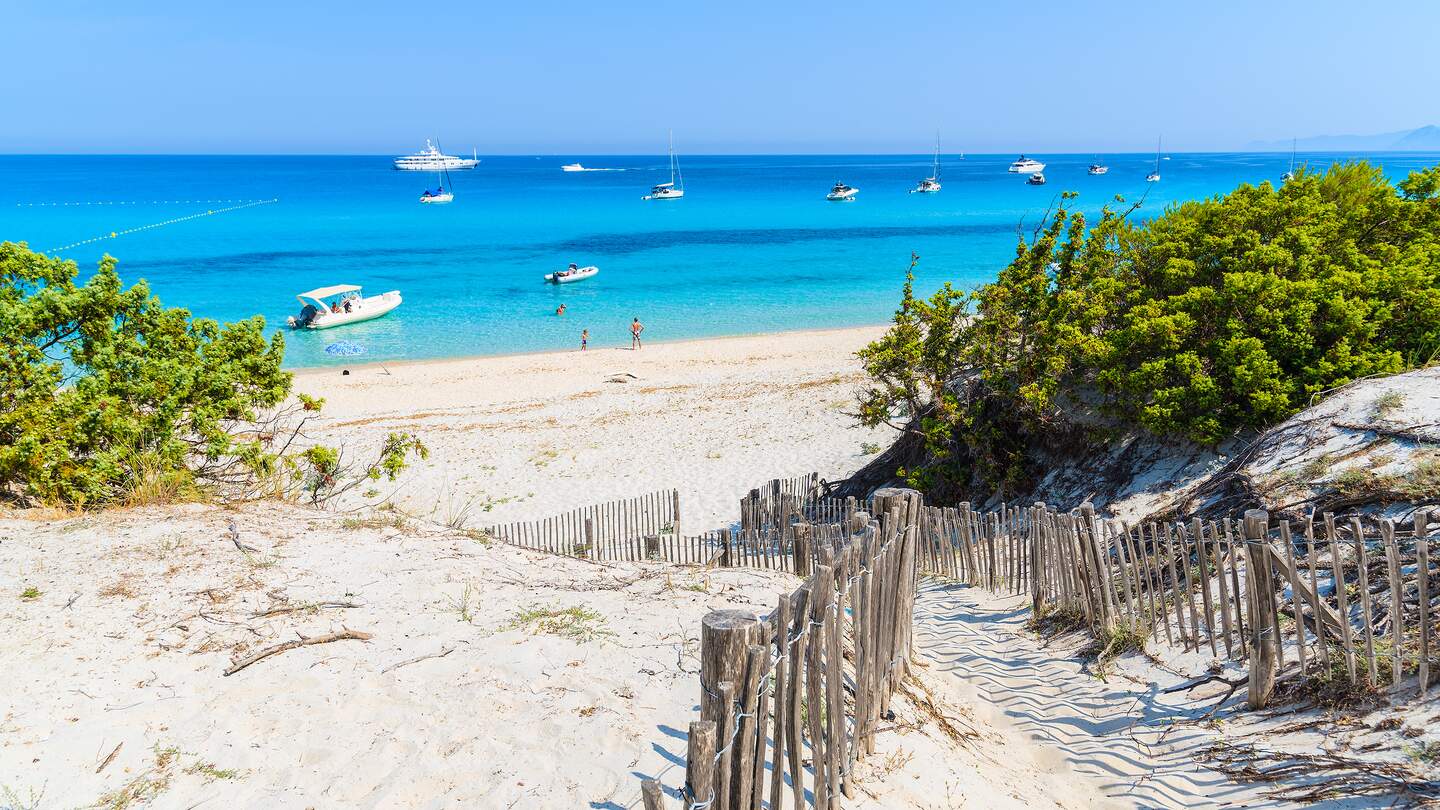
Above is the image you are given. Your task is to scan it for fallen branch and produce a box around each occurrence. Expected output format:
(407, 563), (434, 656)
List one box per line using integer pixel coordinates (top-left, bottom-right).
(96, 741), (122, 773)
(1205, 740), (1440, 804)
(223, 629), (373, 676)
(1163, 671), (1248, 717)
(381, 645), (455, 674)
(251, 600), (362, 618)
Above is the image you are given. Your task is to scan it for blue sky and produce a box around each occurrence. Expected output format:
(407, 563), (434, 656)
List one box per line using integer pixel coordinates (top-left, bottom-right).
(4, 0), (1437, 154)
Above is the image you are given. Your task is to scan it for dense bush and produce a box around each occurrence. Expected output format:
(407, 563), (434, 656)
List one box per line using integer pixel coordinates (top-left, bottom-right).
(859, 162), (1440, 498)
(0, 242), (424, 507)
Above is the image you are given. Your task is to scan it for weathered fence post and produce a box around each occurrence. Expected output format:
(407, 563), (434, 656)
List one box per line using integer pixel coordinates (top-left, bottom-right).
(793, 523), (812, 578)
(584, 517), (597, 560)
(645, 534), (661, 560)
(1243, 510), (1278, 709)
(684, 720), (716, 810)
(672, 488), (682, 539)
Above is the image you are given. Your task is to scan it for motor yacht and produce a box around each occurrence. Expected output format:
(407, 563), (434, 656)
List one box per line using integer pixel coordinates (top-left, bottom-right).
(1008, 156), (1045, 173)
(393, 139), (479, 171)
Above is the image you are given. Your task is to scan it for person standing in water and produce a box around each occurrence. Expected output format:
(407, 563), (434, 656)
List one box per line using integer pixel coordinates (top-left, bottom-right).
(630, 317), (644, 349)
(580, 328), (588, 351)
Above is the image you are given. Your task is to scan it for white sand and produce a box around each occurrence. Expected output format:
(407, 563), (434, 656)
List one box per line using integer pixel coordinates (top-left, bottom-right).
(289, 326), (898, 531)
(2, 326), (1300, 808)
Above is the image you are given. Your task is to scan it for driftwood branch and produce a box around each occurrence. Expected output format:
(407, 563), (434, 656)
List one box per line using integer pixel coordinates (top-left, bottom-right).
(381, 646), (455, 674)
(251, 600), (362, 618)
(223, 629), (373, 676)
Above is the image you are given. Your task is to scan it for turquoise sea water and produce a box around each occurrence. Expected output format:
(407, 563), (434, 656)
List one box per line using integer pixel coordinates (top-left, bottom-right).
(3, 152), (1437, 367)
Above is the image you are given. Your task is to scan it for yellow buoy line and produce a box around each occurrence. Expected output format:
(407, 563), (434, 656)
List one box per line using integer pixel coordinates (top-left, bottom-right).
(43, 198), (279, 254)
(18, 198), (278, 207)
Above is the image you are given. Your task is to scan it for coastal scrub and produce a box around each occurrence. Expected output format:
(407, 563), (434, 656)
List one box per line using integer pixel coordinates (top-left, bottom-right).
(860, 162), (1440, 497)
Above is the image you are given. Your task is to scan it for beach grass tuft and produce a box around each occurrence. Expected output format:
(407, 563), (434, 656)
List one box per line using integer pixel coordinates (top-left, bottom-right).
(508, 604), (612, 642)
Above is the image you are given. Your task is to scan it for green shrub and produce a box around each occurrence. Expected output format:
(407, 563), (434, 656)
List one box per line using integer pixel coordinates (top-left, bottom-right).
(860, 162), (1440, 495)
(0, 243), (426, 507)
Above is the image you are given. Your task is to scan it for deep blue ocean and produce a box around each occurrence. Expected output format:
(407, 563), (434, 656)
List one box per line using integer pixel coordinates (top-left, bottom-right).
(3, 151), (1436, 367)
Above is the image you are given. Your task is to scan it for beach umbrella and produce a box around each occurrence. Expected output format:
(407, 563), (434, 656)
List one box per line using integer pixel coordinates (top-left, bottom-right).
(324, 340), (367, 357)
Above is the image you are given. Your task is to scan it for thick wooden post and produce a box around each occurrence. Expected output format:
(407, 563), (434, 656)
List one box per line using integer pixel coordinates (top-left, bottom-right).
(1243, 510), (1277, 709)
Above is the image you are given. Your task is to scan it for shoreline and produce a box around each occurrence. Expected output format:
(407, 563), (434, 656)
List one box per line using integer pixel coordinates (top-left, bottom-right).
(282, 321), (892, 374)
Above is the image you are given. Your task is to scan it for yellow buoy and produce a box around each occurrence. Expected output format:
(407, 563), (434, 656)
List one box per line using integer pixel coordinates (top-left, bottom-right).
(110, 231), (117, 238)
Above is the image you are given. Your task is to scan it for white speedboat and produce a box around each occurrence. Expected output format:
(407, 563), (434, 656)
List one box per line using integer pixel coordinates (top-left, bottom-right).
(1008, 155), (1045, 173)
(826, 182), (858, 200)
(544, 265), (599, 284)
(1088, 158), (1108, 175)
(1146, 136), (1162, 182)
(562, 163), (586, 172)
(911, 135), (943, 193)
(1026, 172), (1046, 186)
(642, 130), (685, 200)
(393, 140), (478, 170)
(287, 285), (402, 330)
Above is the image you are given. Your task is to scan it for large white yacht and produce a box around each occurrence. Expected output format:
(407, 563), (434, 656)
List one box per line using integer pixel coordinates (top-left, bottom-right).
(393, 139), (479, 171)
(1008, 155), (1045, 174)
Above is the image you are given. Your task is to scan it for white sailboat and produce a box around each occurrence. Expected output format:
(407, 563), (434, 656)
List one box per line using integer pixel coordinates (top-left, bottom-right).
(643, 130), (685, 200)
(420, 150), (455, 204)
(911, 135), (942, 193)
(1146, 136), (1162, 183)
(1282, 138), (1297, 182)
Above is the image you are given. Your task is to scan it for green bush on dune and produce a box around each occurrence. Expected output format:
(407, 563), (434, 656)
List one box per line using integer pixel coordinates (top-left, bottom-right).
(859, 162), (1440, 497)
(0, 243), (425, 507)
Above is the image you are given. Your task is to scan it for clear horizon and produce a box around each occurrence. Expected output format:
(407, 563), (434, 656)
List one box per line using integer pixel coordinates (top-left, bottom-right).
(4, 0), (1439, 154)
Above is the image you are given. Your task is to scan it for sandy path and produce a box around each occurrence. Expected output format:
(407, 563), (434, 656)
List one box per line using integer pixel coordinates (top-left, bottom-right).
(913, 582), (1287, 810)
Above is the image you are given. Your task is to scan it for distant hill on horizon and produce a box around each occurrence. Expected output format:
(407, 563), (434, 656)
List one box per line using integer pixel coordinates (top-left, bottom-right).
(1249, 125), (1440, 152)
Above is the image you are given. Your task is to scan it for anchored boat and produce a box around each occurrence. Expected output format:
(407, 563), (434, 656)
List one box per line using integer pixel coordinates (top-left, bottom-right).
(911, 134), (943, 193)
(826, 182), (858, 200)
(642, 130), (685, 200)
(544, 265), (599, 284)
(1008, 155), (1045, 173)
(286, 285), (402, 330)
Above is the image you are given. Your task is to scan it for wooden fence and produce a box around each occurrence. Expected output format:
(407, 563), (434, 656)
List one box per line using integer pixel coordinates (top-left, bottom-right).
(636, 479), (1438, 808)
(485, 489), (681, 559)
(641, 488), (922, 810)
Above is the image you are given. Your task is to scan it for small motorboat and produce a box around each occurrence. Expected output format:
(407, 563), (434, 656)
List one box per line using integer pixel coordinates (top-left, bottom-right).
(544, 265), (600, 284)
(1026, 172), (1047, 186)
(1008, 155), (1045, 173)
(287, 285), (402, 330)
(562, 163), (586, 172)
(826, 182), (859, 201)
(1088, 158), (1108, 175)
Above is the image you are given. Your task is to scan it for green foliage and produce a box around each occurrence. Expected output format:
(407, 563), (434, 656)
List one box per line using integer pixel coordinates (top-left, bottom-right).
(0, 243), (290, 506)
(860, 163), (1440, 495)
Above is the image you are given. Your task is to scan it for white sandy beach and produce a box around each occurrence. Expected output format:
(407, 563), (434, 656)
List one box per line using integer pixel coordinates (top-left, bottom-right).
(1, 326), (1134, 808)
(289, 326), (900, 530)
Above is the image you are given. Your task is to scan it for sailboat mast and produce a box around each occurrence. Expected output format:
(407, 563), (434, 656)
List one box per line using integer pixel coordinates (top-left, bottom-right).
(933, 131), (941, 179)
(1155, 136), (1162, 172)
(668, 129), (683, 191)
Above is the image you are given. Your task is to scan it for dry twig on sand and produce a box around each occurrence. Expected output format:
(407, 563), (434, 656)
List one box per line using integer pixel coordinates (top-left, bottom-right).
(1204, 740), (1440, 805)
(223, 629), (373, 676)
(381, 646), (455, 673)
(251, 600), (361, 618)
